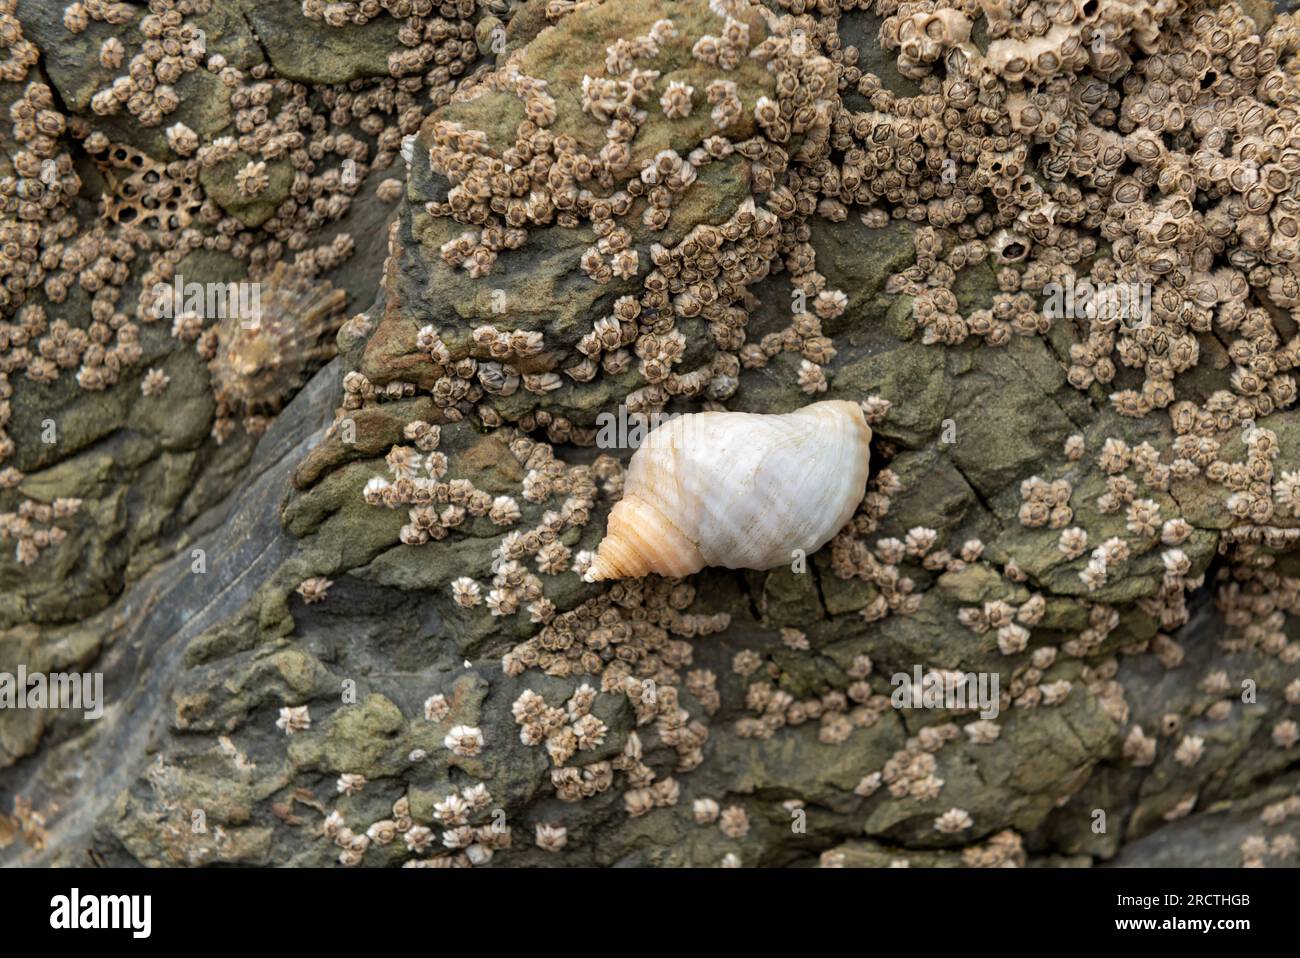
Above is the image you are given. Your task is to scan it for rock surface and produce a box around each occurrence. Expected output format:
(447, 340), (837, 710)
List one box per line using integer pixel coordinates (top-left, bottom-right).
(2, 0), (1300, 870)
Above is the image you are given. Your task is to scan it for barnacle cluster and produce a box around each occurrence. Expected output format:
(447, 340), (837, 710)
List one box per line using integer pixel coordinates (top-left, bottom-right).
(0, 495), (80, 567)
(80, 0), (205, 128)
(0, 0), (505, 573)
(5, 0), (1300, 871)
(874, 3), (1300, 579)
(271, 0), (1300, 867)
(323, 781), (509, 867)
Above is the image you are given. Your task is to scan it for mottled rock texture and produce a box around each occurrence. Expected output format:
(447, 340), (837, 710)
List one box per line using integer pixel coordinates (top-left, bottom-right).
(2, 0), (1300, 870)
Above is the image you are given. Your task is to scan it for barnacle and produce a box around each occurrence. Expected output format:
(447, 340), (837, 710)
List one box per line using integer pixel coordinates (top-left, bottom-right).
(296, 576), (333, 604)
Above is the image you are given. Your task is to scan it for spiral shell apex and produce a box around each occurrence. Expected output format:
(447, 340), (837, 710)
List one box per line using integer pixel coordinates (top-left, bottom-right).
(585, 400), (872, 582)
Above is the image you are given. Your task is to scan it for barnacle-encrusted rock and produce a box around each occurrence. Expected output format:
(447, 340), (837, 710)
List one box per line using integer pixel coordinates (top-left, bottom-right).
(4, 0), (1300, 872)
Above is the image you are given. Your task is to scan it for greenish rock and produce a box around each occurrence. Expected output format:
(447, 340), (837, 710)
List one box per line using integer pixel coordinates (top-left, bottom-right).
(5, 0), (1297, 876)
(199, 153), (293, 228)
(237, 0), (404, 84)
(756, 566), (825, 627)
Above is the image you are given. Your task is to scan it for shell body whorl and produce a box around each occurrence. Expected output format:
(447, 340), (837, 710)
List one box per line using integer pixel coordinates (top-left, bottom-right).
(585, 400), (872, 581)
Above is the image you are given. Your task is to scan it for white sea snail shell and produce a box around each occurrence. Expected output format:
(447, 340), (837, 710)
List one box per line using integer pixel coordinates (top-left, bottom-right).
(584, 400), (872, 582)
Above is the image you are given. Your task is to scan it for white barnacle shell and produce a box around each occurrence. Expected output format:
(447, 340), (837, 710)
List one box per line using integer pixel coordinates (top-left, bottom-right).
(585, 400), (871, 581)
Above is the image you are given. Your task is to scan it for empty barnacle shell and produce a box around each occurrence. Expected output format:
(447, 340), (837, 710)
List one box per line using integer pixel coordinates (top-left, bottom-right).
(584, 400), (871, 581)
